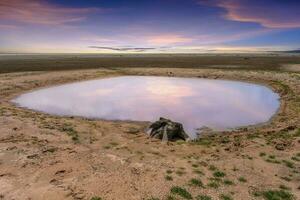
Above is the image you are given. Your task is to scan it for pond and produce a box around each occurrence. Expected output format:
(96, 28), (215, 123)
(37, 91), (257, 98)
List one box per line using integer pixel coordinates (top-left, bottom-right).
(13, 76), (280, 138)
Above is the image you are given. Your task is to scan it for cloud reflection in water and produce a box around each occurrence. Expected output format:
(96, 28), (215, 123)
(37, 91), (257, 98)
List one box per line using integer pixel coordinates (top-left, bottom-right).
(13, 76), (279, 138)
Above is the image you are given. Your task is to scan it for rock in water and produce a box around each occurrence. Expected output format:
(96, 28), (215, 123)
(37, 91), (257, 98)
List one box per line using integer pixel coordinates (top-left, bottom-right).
(149, 117), (190, 141)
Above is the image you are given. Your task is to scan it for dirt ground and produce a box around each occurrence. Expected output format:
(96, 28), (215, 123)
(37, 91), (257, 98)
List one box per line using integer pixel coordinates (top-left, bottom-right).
(0, 59), (300, 200)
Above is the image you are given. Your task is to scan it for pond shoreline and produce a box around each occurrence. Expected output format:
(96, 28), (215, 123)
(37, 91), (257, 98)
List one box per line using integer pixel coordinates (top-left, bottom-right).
(10, 75), (280, 139)
(3, 68), (294, 137)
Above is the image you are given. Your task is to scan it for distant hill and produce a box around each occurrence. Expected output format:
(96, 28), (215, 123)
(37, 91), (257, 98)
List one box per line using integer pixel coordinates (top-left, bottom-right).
(281, 49), (300, 53)
(268, 49), (300, 54)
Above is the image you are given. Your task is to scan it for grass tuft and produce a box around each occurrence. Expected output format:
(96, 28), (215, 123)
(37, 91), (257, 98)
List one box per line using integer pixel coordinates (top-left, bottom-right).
(280, 176), (292, 182)
(165, 175), (173, 181)
(213, 170), (226, 178)
(291, 156), (300, 162)
(261, 189), (294, 200)
(193, 169), (205, 176)
(90, 197), (102, 200)
(166, 195), (176, 200)
(170, 186), (192, 199)
(260, 152), (266, 157)
(282, 160), (295, 168)
(189, 178), (204, 187)
(175, 170), (186, 176)
(238, 177), (247, 183)
(192, 164), (199, 168)
(207, 181), (220, 189)
(266, 159), (281, 164)
(223, 179), (234, 185)
(196, 195), (212, 200)
(279, 184), (291, 190)
(220, 194), (233, 200)
(208, 165), (217, 171)
(60, 123), (79, 142)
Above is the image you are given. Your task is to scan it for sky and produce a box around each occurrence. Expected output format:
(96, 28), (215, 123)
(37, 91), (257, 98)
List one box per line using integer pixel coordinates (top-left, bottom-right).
(0, 0), (300, 53)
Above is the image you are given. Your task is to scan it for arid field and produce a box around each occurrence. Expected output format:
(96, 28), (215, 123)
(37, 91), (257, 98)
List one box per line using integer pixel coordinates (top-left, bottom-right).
(0, 54), (300, 200)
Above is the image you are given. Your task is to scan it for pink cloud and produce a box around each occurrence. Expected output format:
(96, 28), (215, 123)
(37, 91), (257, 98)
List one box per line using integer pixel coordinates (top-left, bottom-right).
(0, 0), (103, 25)
(200, 0), (300, 28)
(146, 34), (192, 45)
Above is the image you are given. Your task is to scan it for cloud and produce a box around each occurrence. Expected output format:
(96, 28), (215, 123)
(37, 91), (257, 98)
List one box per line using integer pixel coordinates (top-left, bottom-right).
(81, 37), (118, 44)
(146, 34), (193, 45)
(89, 46), (157, 52)
(0, 0), (103, 25)
(195, 29), (272, 44)
(85, 28), (271, 51)
(0, 24), (19, 29)
(199, 0), (300, 28)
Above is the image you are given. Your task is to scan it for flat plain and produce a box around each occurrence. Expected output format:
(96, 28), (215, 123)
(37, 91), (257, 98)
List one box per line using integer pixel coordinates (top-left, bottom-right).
(0, 54), (300, 200)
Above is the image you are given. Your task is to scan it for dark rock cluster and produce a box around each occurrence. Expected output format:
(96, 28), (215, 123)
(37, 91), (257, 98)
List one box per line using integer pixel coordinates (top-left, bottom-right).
(149, 117), (190, 141)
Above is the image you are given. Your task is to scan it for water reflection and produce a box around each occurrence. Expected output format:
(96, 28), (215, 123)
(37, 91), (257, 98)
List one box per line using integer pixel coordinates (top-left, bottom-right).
(13, 76), (280, 138)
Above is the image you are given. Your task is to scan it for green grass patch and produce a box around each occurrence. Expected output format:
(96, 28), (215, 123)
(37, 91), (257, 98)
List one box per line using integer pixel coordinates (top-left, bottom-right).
(265, 131), (295, 145)
(193, 169), (205, 176)
(294, 129), (300, 137)
(280, 176), (292, 182)
(223, 179), (234, 186)
(291, 156), (300, 162)
(165, 175), (173, 181)
(175, 170), (186, 176)
(213, 171), (226, 178)
(269, 155), (276, 159)
(238, 177), (247, 183)
(220, 136), (230, 144)
(207, 181), (220, 189)
(247, 133), (260, 140)
(189, 178), (204, 187)
(170, 186), (192, 199)
(271, 81), (293, 96)
(60, 123), (79, 142)
(192, 164), (199, 168)
(220, 194), (233, 200)
(265, 159), (281, 164)
(195, 195), (212, 200)
(261, 189), (294, 200)
(166, 196), (176, 200)
(193, 137), (213, 146)
(282, 160), (295, 168)
(90, 197), (102, 200)
(242, 154), (253, 160)
(260, 152), (266, 157)
(279, 184), (291, 190)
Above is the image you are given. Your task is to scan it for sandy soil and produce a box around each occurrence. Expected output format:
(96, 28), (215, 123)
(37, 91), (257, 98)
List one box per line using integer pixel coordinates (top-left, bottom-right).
(0, 67), (300, 200)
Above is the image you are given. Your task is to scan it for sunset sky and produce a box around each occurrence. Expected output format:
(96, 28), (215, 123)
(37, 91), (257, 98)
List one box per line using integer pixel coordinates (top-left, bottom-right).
(1, 0), (300, 53)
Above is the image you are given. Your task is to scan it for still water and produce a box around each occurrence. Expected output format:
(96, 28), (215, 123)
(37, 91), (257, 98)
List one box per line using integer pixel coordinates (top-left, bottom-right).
(13, 76), (280, 138)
